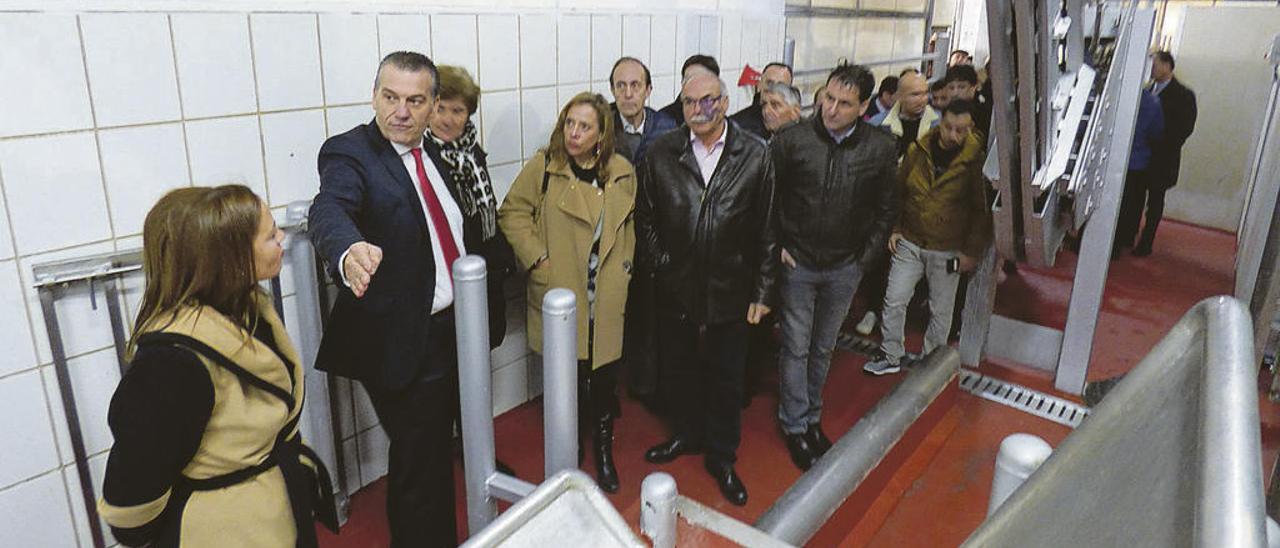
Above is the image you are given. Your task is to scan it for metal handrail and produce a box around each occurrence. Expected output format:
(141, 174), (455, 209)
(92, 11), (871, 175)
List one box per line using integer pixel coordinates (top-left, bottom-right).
(453, 255), (578, 536)
(963, 296), (1266, 547)
(754, 347), (961, 545)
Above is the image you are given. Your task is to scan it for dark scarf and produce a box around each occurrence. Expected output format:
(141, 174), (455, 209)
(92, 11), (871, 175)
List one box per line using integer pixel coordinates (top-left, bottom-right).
(426, 121), (497, 239)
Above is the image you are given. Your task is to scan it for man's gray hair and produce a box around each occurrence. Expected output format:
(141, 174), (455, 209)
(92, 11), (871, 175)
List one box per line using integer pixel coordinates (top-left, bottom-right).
(374, 51), (440, 97)
(763, 81), (802, 108)
(679, 73), (729, 99)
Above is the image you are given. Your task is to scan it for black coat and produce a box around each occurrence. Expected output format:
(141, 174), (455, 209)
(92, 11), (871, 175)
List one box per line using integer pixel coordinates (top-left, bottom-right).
(635, 121), (779, 325)
(439, 144), (514, 349)
(658, 99), (685, 127)
(729, 102), (769, 140)
(1149, 77), (1197, 189)
(769, 115), (900, 268)
(309, 120), (477, 391)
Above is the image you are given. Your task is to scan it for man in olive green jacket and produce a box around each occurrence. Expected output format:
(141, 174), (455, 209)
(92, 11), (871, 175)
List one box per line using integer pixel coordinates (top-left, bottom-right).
(865, 100), (992, 375)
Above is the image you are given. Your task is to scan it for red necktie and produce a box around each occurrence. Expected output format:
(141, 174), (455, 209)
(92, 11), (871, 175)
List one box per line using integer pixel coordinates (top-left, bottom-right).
(410, 148), (461, 281)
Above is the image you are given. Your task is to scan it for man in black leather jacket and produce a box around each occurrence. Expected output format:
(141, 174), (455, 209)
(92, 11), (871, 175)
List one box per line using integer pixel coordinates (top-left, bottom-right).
(637, 72), (778, 506)
(769, 64), (899, 471)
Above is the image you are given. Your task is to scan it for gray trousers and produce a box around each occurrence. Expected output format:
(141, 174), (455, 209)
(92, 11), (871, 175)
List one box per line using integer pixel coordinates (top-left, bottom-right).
(879, 238), (961, 364)
(777, 257), (862, 434)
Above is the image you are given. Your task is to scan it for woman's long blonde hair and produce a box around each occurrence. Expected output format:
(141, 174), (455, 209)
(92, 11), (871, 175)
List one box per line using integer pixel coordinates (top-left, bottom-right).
(127, 185), (265, 356)
(546, 92), (617, 177)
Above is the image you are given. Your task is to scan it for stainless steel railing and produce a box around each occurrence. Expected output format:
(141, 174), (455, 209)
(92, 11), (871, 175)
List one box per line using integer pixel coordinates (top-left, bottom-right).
(452, 255), (579, 536)
(964, 296), (1266, 547)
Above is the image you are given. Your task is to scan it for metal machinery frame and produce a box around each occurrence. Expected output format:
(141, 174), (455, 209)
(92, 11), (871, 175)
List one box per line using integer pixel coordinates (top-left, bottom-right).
(964, 297), (1267, 547)
(31, 203), (349, 548)
(1233, 34), (1280, 394)
(960, 0), (1155, 394)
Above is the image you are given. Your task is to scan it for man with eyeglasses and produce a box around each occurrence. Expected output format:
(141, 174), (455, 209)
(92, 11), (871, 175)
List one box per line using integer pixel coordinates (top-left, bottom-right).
(769, 64), (899, 471)
(609, 57), (677, 165)
(637, 72), (778, 506)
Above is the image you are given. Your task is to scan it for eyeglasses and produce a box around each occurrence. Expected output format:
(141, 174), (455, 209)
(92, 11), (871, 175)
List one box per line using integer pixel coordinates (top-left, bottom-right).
(681, 95), (723, 110)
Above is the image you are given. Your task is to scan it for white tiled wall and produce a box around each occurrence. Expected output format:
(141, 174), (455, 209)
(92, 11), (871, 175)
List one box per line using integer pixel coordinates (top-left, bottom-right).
(0, 3), (784, 545)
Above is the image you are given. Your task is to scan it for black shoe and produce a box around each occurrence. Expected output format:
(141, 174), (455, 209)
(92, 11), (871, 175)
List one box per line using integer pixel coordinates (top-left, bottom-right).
(805, 423), (832, 456)
(644, 436), (703, 464)
(593, 417), (619, 493)
(783, 433), (816, 471)
(1132, 243), (1152, 257)
(704, 459), (748, 506)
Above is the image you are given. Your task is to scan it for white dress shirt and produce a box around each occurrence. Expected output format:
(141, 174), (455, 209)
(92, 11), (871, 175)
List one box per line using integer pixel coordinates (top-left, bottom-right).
(621, 109), (647, 135)
(340, 138), (467, 314)
(689, 123), (728, 186)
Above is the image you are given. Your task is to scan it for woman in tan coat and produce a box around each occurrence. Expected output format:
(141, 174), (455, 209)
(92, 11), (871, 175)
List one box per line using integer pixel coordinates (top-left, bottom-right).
(99, 185), (335, 547)
(499, 92), (636, 493)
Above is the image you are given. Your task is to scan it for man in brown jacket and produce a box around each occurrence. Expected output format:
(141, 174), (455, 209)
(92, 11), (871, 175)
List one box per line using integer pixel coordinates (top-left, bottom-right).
(865, 100), (991, 375)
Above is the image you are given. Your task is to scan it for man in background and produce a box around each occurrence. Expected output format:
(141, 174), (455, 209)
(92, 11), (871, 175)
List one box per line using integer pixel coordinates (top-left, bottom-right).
(730, 62), (794, 139)
(658, 54), (721, 126)
(609, 56), (677, 165)
(863, 75), (898, 121)
(864, 100), (991, 376)
(1130, 51), (1197, 257)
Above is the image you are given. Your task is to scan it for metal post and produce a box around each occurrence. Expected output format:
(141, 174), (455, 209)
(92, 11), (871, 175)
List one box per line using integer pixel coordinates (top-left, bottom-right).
(921, 0), (939, 75)
(960, 241), (998, 366)
(40, 286), (107, 548)
(542, 288), (578, 478)
(783, 37), (796, 69)
(641, 473), (678, 548)
(1055, 8), (1154, 394)
(284, 202), (348, 519)
(986, 433), (1052, 516)
(1200, 299), (1267, 547)
(102, 277), (129, 375)
(454, 255), (498, 534)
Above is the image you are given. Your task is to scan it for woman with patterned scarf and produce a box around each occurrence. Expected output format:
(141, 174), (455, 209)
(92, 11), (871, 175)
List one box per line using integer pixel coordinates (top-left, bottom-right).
(425, 65), (514, 348)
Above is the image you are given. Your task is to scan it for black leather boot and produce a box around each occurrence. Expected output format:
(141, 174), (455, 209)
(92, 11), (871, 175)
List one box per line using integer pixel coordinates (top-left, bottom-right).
(593, 414), (620, 493)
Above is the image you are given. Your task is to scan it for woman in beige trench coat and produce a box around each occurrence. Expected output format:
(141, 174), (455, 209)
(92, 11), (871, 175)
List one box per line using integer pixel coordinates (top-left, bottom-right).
(498, 92), (636, 493)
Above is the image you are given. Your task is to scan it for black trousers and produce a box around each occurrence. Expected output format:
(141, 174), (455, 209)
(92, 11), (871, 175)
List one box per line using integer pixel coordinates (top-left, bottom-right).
(1116, 169), (1168, 248)
(659, 312), (749, 464)
(623, 274), (659, 397)
(856, 251), (891, 316)
(579, 361), (620, 427)
(362, 312), (458, 548)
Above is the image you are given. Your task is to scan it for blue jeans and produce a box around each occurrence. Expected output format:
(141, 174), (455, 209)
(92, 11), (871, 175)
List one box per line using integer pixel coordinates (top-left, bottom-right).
(878, 238), (961, 364)
(777, 257), (862, 435)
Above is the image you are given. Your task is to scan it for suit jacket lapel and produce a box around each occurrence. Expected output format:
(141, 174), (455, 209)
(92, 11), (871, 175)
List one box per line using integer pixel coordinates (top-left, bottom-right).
(367, 122), (429, 235)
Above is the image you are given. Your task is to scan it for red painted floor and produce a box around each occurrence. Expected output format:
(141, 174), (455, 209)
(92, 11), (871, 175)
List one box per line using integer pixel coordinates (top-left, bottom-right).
(319, 220), (1280, 547)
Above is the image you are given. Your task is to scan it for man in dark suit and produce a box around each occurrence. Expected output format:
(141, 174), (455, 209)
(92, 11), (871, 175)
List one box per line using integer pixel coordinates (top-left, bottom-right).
(309, 51), (468, 547)
(609, 56), (679, 165)
(1131, 50), (1197, 257)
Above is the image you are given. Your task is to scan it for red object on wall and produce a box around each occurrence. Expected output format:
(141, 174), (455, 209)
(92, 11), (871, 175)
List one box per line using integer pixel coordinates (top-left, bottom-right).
(738, 64), (761, 87)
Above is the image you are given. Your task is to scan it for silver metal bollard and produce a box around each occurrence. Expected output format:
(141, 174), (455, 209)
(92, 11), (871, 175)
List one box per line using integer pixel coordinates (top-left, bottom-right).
(542, 288), (579, 478)
(285, 202), (348, 519)
(986, 433), (1053, 517)
(454, 256), (498, 533)
(641, 473), (678, 548)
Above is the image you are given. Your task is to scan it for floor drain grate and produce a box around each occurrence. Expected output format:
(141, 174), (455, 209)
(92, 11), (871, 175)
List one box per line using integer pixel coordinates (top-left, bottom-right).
(835, 331), (880, 357)
(958, 369), (1090, 428)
